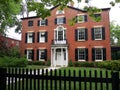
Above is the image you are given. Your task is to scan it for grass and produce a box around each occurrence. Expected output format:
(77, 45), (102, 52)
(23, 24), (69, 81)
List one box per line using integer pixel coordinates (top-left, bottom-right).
(6, 67), (115, 90)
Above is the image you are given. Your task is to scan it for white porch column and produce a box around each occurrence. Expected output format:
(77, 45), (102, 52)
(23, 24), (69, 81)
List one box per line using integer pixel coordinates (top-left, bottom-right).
(51, 48), (53, 67)
(61, 48), (63, 67)
(66, 47), (68, 67)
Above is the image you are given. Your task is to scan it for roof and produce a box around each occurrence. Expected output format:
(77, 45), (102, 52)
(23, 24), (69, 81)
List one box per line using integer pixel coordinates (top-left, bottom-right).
(21, 5), (110, 20)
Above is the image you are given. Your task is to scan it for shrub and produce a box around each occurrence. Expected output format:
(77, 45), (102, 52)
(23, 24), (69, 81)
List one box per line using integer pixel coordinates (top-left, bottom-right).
(74, 61), (94, 67)
(28, 61), (45, 65)
(68, 60), (73, 67)
(0, 56), (27, 67)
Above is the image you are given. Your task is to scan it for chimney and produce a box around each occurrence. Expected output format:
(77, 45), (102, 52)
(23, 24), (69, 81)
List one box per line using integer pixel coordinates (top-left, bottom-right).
(69, 1), (74, 7)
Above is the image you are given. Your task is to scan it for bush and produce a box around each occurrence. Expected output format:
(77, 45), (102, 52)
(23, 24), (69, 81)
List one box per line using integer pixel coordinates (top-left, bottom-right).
(74, 61), (94, 67)
(68, 60), (73, 67)
(0, 56), (27, 67)
(28, 61), (45, 65)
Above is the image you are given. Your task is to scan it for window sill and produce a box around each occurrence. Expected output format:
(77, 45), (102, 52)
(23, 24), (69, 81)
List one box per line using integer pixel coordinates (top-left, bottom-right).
(78, 60), (86, 61)
(78, 40), (86, 42)
(95, 60), (103, 62)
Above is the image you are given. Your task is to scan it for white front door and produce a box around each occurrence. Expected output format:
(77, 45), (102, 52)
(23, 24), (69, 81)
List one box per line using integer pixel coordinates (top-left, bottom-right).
(51, 48), (68, 67)
(56, 51), (62, 66)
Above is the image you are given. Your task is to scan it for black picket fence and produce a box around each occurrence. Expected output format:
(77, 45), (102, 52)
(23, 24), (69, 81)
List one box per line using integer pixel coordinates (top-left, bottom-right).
(0, 68), (120, 90)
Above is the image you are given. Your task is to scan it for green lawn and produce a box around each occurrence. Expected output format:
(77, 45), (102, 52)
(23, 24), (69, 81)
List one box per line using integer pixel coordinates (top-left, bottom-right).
(6, 67), (115, 90)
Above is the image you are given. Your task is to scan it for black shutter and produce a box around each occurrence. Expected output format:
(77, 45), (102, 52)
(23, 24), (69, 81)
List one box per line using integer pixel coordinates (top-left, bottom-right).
(37, 49), (39, 61)
(55, 18), (57, 24)
(84, 15), (87, 22)
(102, 27), (105, 40)
(24, 49), (27, 54)
(45, 19), (48, 26)
(85, 48), (88, 61)
(103, 48), (106, 60)
(92, 48), (95, 61)
(76, 16), (78, 23)
(85, 28), (88, 40)
(63, 17), (66, 24)
(37, 20), (40, 26)
(32, 32), (35, 43)
(91, 28), (94, 40)
(32, 50), (34, 61)
(37, 32), (39, 42)
(25, 33), (27, 43)
(75, 48), (78, 61)
(44, 49), (47, 61)
(45, 32), (48, 42)
(75, 29), (78, 41)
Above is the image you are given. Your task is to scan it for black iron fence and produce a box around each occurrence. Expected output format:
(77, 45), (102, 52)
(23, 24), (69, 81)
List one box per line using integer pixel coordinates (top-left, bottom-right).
(0, 68), (120, 90)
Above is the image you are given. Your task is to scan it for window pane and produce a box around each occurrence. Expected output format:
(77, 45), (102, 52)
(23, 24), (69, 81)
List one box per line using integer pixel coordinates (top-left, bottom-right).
(78, 28), (85, 40)
(39, 50), (45, 60)
(78, 48), (85, 60)
(27, 50), (33, 60)
(57, 17), (64, 24)
(28, 20), (33, 26)
(94, 27), (102, 39)
(27, 33), (33, 43)
(95, 48), (103, 60)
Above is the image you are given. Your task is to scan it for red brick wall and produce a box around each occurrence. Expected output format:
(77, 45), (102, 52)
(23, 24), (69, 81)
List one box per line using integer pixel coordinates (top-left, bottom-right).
(20, 6), (111, 62)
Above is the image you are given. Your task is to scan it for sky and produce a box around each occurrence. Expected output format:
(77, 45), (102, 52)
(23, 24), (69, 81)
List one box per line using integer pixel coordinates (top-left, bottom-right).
(6, 0), (120, 40)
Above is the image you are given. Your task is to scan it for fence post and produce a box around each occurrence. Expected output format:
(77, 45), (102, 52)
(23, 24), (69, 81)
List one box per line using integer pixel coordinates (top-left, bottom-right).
(0, 68), (7, 90)
(112, 72), (119, 90)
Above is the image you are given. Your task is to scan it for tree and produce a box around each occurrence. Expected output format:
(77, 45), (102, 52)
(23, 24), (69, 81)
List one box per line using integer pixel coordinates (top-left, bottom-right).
(110, 21), (120, 45)
(0, 0), (120, 34)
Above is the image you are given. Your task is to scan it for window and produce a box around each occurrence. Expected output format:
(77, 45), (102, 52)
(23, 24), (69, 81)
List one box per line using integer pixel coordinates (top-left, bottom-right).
(75, 28), (88, 41)
(26, 49), (34, 61)
(75, 48), (88, 61)
(92, 27), (105, 40)
(54, 26), (66, 44)
(56, 10), (64, 14)
(92, 48), (106, 61)
(95, 48), (103, 60)
(26, 32), (34, 43)
(77, 15), (87, 23)
(78, 28), (86, 41)
(55, 17), (66, 24)
(37, 32), (47, 43)
(37, 49), (47, 61)
(94, 14), (101, 18)
(38, 19), (48, 26)
(28, 20), (33, 27)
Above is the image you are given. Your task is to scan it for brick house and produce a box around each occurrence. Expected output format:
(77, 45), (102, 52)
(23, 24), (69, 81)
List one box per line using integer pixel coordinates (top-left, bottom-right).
(20, 5), (111, 67)
(0, 35), (20, 48)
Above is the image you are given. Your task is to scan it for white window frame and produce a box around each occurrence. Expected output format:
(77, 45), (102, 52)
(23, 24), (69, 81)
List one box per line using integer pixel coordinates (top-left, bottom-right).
(38, 49), (45, 61)
(54, 26), (66, 44)
(39, 20), (46, 26)
(77, 28), (86, 41)
(27, 33), (33, 43)
(78, 48), (86, 61)
(95, 48), (103, 61)
(94, 27), (102, 40)
(56, 10), (64, 14)
(57, 17), (64, 24)
(27, 50), (33, 61)
(39, 32), (46, 43)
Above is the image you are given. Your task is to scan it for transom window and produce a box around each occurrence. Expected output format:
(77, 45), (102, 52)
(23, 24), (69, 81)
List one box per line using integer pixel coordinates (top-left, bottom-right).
(56, 10), (64, 14)
(95, 48), (103, 60)
(94, 27), (102, 40)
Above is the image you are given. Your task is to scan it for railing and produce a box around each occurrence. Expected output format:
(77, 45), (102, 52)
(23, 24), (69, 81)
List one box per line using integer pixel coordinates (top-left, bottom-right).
(52, 39), (67, 45)
(0, 68), (120, 90)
